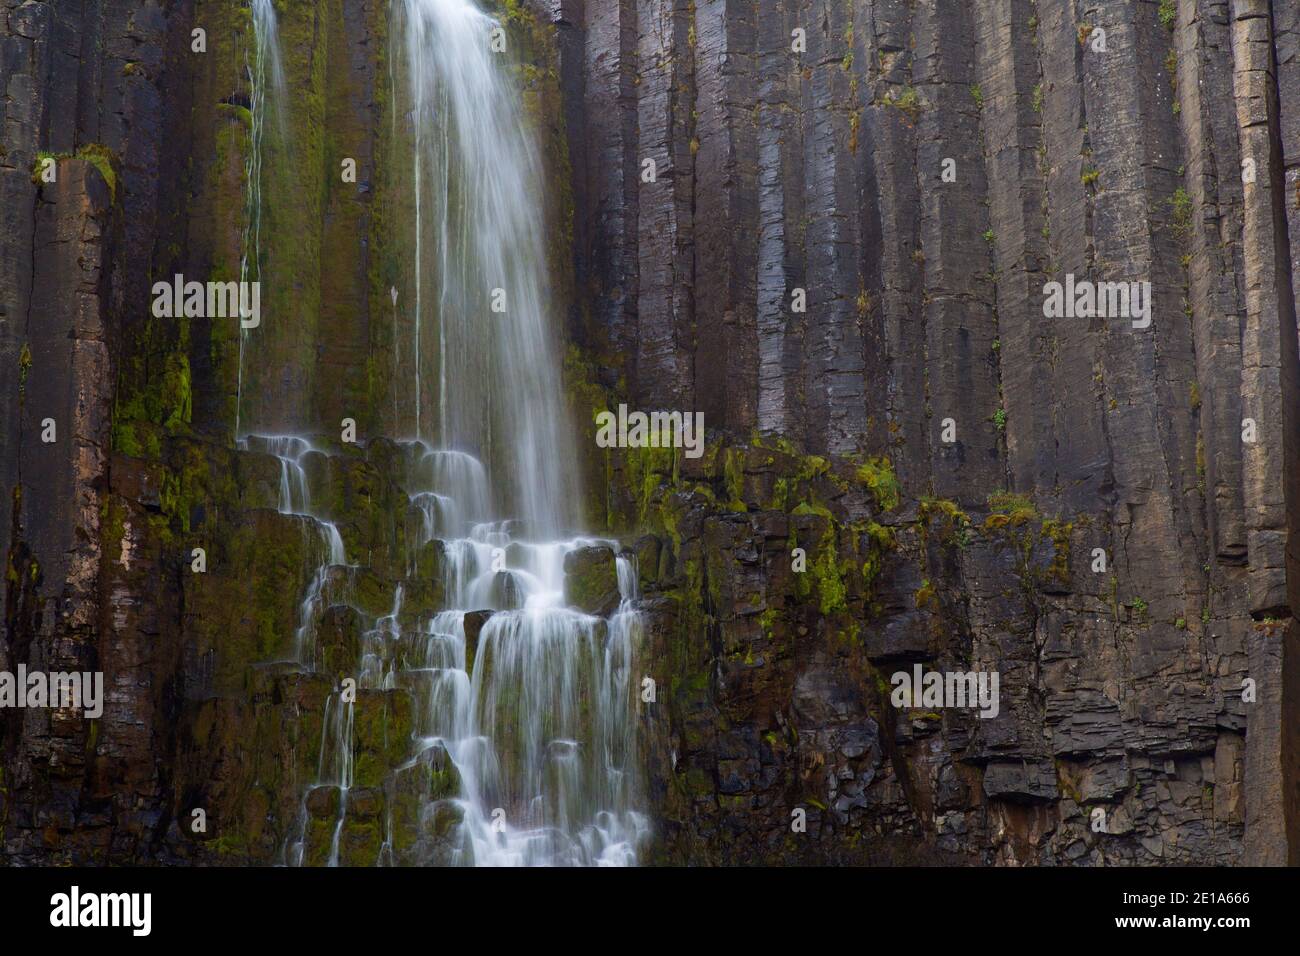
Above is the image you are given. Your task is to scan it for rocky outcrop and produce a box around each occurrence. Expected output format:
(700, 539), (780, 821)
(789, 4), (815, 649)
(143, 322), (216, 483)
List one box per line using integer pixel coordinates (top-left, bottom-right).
(559, 0), (1300, 865)
(564, 545), (621, 614)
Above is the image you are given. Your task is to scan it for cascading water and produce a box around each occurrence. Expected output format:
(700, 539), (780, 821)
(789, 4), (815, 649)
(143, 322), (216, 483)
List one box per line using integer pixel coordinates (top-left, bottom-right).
(389, 450), (648, 866)
(398, 0), (576, 535)
(387, 0), (649, 864)
(272, 438), (648, 867)
(237, 0), (287, 438)
(267, 0), (648, 867)
(239, 433), (359, 868)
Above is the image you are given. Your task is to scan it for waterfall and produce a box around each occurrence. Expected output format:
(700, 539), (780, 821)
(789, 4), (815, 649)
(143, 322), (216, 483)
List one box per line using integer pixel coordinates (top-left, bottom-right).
(390, 1), (648, 862)
(267, 0), (646, 867)
(398, 0), (576, 538)
(237, 0), (286, 438)
(267, 437), (648, 867)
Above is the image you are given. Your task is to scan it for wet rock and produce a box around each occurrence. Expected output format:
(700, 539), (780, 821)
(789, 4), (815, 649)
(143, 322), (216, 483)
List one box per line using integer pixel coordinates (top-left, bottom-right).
(319, 605), (363, 679)
(563, 545), (620, 615)
(388, 742), (462, 865)
(463, 610), (494, 676)
(352, 689), (415, 789)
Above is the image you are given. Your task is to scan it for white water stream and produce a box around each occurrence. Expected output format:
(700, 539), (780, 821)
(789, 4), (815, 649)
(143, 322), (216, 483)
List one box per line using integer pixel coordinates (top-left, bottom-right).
(247, 0), (646, 867)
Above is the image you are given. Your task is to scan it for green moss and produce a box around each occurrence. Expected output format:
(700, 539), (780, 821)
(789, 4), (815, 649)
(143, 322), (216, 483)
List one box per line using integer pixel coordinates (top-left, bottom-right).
(498, 0), (534, 25)
(854, 456), (900, 511)
(17, 343), (31, 395)
(1042, 517), (1073, 584)
(860, 522), (894, 590)
(791, 500), (832, 519)
(986, 489), (1037, 526)
(161, 353), (193, 432)
(625, 442), (678, 527)
(112, 348), (191, 455)
(811, 525), (848, 616)
(102, 498), (126, 554)
(31, 144), (118, 201)
(1158, 0), (1176, 30)
(1170, 186), (1193, 241)
(721, 446), (748, 511)
(885, 86), (922, 118)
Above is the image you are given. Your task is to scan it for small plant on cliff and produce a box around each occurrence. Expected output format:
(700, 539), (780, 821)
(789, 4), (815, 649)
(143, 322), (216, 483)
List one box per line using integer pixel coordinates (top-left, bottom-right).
(1170, 186), (1193, 240)
(18, 343), (31, 395)
(885, 86), (922, 119)
(30, 143), (117, 201)
(985, 489), (1037, 530)
(1159, 0), (1176, 30)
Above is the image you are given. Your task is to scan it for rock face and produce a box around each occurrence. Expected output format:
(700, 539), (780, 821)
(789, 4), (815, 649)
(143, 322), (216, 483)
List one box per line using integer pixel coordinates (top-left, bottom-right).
(556, 0), (1300, 865)
(1, 0), (1297, 867)
(564, 545), (621, 614)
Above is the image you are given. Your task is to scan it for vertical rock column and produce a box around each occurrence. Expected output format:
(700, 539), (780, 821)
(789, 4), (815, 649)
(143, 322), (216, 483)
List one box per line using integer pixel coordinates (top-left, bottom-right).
(1231, 0), (1299, 865)
(634, 0), (695, 410)
(4, 160), (116, 858)
(580, 0), (640, 377)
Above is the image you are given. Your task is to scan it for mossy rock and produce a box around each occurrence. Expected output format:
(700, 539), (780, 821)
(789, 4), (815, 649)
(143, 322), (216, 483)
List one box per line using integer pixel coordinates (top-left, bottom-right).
(397, 539), (447, 624)
(322, 564), (399, 619)
(632, 535), (663, 590)
(563, 545), (620, 615)
(397, 576), (446, 627)
(336, 811), (385, 867)
(387, 741), (463, 865)
(184, 509), (323, 694)
(352, 688), (414, 788)
(234, 450), (289, 511)
(318, 604), (363, 678)
(302, 784), (343, 867)
(411, 538), (446, 581)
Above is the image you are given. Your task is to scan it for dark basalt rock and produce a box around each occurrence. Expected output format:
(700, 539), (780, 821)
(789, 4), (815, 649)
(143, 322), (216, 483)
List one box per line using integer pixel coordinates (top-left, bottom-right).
(1, 0), (1297, 869)
(563, 545), (621, 615)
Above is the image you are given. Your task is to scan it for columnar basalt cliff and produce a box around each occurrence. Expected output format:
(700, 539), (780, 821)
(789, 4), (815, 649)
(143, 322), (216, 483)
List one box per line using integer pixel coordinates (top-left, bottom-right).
(1, 0), (1297, 866)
